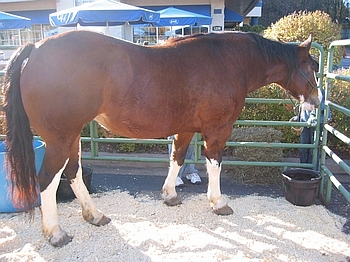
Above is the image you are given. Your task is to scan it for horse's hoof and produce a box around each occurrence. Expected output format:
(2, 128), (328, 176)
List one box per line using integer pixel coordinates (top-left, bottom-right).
(96, 215), (111, 226)
(50, 232), (73, 247)
(98, 215), (111, 226)
(164, 196), (182, 206)
(213, 205), (234, 216)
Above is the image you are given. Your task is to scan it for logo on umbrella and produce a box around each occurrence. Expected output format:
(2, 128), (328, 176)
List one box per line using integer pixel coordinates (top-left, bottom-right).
(169, 19), (179, 25)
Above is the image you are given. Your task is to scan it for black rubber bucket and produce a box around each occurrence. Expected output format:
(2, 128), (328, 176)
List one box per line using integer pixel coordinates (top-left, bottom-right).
(282, 168), (321, 206)
(57, 166), (93, 199)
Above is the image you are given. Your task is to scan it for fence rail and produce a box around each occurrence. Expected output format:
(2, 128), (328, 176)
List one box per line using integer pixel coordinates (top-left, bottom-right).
(319, 39), (350, 204)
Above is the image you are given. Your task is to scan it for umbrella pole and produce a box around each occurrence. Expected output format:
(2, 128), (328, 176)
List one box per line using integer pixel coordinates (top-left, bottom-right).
(18, 29), (22, 46)
(106, 21), (109, 35)
(156, 27), (159, 44)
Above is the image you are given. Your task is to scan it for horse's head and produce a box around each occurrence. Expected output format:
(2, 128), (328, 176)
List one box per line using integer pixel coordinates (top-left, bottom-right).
(288, 35), (322, 110)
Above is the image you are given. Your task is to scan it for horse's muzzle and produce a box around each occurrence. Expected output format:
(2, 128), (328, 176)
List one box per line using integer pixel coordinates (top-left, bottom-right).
(308, 88), (322, 108)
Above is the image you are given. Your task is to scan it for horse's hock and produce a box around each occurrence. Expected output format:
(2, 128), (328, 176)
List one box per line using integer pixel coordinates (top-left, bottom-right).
(225, 127), (283, 184)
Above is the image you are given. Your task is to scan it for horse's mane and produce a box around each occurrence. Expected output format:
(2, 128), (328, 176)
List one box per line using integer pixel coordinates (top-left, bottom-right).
(247, 32), (299, 78)
(164, 34), (205, 44)
(165, 32), (299, 79)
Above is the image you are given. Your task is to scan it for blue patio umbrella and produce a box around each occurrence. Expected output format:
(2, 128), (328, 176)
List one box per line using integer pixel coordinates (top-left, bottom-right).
(147, 7), (212, 43)
(154, 7), (212, 27)
(0, 11), (31, 30)
(49, 0), (160, 34)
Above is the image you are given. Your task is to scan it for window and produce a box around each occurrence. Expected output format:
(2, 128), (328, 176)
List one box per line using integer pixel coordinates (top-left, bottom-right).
(0, 24), (56, 46)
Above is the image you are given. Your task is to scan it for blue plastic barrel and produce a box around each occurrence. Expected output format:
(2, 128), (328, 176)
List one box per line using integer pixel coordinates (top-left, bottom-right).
(0, 140), (45, 212)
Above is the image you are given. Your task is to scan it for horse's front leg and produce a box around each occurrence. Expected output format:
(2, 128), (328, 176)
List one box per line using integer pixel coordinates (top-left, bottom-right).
(40, 161), (72, 247)
(162, 133), (194, 206)
(162, 158), (182, 206)
(206, 158), (233, 215)
(203, 124), (237, 215)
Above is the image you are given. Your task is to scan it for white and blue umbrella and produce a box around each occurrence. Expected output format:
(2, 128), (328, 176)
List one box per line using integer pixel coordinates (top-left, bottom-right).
(154, 7), (212, 27)
(49, 0), (160, 33)
(0, 11), (31, 30)
(150, 7), (212, 43)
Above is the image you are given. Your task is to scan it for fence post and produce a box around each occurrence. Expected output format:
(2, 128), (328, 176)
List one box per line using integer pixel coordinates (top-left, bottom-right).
(90, 120), (98, 157)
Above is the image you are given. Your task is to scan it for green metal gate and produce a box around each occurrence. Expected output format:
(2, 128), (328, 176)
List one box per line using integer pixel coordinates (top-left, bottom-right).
(319, 39), (350, 204)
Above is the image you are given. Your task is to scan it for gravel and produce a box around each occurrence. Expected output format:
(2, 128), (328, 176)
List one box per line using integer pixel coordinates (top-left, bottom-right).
(0, 191), (349, 262)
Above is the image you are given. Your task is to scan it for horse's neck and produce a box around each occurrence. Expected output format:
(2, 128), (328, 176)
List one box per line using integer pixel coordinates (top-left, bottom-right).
(247, 59), (287, 93)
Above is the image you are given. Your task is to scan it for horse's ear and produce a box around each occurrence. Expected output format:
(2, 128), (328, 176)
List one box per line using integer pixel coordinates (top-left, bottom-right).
(298, 35), (312, 58)
(299, 35), (312, 50)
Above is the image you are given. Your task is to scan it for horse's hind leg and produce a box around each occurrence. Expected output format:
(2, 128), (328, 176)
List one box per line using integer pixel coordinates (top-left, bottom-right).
(162, 133), (194, 206)
(40, 137), (110, 247)
(64, 138), (111, 226)
(39, 144), (71, 247)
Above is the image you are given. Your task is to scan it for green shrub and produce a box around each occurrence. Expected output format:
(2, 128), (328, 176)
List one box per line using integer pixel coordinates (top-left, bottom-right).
(264, 10), (342, 66)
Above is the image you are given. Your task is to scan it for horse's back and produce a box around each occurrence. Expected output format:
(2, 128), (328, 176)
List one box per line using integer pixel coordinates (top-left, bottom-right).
(20, 31), (139, 136)
(19, 31), (250, 139)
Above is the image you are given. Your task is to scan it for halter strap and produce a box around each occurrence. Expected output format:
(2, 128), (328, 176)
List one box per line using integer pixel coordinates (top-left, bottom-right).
(286, 67), (318, 109)
(297, 67), (318, 90)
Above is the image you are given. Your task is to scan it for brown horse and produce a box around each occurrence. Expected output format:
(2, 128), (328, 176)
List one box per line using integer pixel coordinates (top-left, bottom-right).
(2, 30), (321, 247)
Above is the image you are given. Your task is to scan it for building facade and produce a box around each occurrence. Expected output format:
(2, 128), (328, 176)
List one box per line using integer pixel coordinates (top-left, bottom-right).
(0, 0), (261, 47)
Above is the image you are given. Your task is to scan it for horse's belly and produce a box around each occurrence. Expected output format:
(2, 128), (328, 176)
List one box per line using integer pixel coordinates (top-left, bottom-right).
(94, 115), (169, 139)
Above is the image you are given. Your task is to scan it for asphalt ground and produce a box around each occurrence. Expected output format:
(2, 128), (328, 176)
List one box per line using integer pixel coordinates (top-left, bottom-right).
(56, 155), (350, 235)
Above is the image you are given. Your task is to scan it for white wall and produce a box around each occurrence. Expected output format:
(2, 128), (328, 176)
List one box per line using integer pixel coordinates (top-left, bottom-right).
(210, 0), (224, 32)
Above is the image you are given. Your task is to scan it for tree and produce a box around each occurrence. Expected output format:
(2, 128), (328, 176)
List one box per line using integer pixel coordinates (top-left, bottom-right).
(260, 0), (349, 28)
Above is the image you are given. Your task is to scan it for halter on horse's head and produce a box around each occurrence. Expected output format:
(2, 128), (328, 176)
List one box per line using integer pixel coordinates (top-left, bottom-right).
(286, 35), (321, 110)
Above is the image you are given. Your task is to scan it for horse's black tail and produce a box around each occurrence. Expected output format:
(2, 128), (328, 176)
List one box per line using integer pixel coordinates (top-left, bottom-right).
(2, 43), (37, 211)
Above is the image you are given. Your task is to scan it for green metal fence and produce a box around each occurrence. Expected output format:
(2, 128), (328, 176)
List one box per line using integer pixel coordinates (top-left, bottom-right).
(319, 39), (350, 204)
